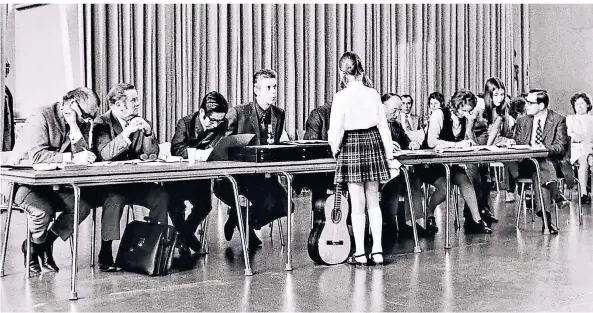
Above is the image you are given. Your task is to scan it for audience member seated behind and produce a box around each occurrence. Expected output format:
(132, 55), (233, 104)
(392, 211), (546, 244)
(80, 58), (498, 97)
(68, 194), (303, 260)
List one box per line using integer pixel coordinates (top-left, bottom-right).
(214, 69), (292, 248)
(380, 93), (435, 236)
(8, 87), (102, 275)
(416, 90), (492, 234)
(512, 89), (574, 234)
(566, 92), (593, 204)
(165, 91), (230, 258)
(93, 83), (170, 272)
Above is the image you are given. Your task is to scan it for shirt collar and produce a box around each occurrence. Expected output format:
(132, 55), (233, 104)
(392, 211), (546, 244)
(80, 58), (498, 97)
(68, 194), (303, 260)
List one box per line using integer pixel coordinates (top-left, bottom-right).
(254, 99), (270, 121)
(534, 109), (548, 123)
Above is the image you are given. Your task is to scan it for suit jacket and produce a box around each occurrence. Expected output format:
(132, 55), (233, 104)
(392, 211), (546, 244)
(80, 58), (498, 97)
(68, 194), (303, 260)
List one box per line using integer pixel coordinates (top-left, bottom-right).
(93, 111), (159, 161)
(304, 104), (331, 141)
(170, 111), (228, 158)
(225, 101), (285, 144)
(395, 112), (420, 131)
(388, 120), (411, 150)
(513, 110), (574, 186)
(8, 102), (91, 164)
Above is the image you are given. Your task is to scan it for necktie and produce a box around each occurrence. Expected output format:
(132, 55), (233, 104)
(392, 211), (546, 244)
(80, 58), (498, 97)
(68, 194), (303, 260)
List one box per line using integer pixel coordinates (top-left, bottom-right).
(535, 119), (543, 145)
(405, 114), (412, 131)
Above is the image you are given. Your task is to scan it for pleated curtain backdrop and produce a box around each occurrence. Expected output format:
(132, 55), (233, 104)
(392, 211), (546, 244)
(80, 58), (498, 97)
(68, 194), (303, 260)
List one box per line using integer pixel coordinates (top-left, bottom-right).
(83, 3), (522, 142)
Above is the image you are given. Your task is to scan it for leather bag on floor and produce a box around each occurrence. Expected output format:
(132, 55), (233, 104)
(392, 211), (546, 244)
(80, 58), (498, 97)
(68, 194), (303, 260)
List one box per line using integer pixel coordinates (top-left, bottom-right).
(115, 221), (178, 276)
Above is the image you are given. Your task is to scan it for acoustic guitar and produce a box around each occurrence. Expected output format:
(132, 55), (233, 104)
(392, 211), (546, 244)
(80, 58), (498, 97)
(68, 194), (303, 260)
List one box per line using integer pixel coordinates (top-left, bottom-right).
(307, 184), (352, 265)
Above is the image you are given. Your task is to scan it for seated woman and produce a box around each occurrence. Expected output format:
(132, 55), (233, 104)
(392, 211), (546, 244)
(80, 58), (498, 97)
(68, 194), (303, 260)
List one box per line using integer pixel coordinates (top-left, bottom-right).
(416, 90), (492, 234)
(566, 92), (593, 204)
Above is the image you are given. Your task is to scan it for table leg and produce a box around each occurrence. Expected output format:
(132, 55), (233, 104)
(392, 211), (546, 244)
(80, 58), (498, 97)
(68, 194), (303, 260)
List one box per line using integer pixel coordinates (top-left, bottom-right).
(401, 167), (421, 253)
(69, 184), (80, 300)
(443, 164), (452, 249)
(279, 171), (293, 271)
(224, 175), (253, 276)
(528, 158), (549, 234)
(1, 182), (17, 277)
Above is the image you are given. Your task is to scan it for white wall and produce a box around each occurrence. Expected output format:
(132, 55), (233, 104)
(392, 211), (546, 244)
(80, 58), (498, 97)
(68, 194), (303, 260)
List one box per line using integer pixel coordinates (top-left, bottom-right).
(529, 4), (593, 114)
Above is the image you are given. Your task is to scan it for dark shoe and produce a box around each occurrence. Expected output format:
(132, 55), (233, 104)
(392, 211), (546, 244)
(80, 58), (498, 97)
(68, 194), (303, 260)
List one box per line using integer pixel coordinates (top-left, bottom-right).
(398, 222), (425, 238)
(555, 194), (570, 210)
(98, 248), (118, 272)
(39, 243), (59, 272)
(172, 247), (196, 271)
(224, 214), (239, 241)
(580, 195), (591, 204)
(368, 252), (384, 265)
(249, 229), (262, 248)
(347, 254), (367, 265)
(21, 240), (41, 274)
(538, 211), (559, 235)
(480, 207), (499, 224)
(425, 217), (439, 235)
(465, 219), (492, 234)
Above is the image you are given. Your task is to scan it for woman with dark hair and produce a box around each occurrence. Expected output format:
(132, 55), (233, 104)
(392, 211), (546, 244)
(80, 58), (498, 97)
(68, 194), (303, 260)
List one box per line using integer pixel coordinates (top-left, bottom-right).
(328, 51), (394, 265)
(420, 92), (445, 130)
(567, 92), (593, 204)
(416, 90), (493, 234)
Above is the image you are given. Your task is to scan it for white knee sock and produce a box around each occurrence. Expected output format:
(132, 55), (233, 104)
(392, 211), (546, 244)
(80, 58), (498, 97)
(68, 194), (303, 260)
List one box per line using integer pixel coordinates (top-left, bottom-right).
(350, 213), (366, 256)
(367, 207), (383, 253)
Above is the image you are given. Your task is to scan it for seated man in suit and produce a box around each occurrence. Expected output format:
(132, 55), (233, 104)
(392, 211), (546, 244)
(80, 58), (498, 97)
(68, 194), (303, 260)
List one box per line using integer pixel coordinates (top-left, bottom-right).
(400, 94), (421, 132)
(8, 87), (101, 274)
(3, 59), (14, 151)
(93, 83), (169, 271)
(164, 91), (229, 256)
(511, 89), (574, 234)
(215, 69), (291, 246)
(380, 93), (434, 236)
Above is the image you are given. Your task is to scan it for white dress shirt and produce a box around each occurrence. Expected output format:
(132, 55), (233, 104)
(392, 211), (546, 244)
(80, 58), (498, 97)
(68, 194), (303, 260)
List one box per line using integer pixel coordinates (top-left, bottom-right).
(399, 112), (414, 131)
(327, 80), (393, 160)
(530, 109), (548, 146)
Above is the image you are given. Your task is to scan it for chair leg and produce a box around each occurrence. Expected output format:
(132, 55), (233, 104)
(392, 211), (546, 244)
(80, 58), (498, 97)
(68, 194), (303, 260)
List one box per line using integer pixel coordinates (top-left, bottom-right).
(516, 182), (527, 228)
(494, 167), (500, 192)
(453, 186), (461, 230)
(576, 180), (583, 226)
(197, 216), (209, 255)
(90, 207), (96, 267)
(277, 218), (285, 247)
(25, 215), (31, 279)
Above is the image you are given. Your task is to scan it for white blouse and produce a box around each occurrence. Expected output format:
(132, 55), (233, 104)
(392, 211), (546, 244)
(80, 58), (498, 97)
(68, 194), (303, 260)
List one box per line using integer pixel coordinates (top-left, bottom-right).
(327, 81), (393, 160)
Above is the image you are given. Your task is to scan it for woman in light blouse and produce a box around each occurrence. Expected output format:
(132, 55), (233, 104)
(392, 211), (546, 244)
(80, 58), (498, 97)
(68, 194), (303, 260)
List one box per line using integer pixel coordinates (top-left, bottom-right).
(567, 92), (593, 204)
(328, 52), (394, 265)
(416, 90), (493, 234)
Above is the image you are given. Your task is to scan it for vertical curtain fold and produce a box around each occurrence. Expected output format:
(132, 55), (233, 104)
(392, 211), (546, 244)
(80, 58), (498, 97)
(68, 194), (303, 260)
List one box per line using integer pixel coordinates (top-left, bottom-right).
(0, 4), (6, 147)
(83, 3), (519, 141)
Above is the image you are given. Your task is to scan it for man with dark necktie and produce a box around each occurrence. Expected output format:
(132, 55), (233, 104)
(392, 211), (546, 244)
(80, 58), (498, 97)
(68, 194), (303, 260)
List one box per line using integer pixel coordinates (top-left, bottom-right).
(511, 89), (574, 234)
(93, 83), (169, 271)
(215, 69), (291, 247)
(399, 94), (420, 132)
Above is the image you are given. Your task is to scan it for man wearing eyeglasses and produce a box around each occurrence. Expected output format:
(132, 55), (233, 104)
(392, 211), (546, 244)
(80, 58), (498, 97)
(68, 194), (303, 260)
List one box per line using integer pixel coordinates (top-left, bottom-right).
(164, 91), (229, 263)
(510, 89), (574, 234)
(7, 87), (101, 275)
(92, 83), (169, 271)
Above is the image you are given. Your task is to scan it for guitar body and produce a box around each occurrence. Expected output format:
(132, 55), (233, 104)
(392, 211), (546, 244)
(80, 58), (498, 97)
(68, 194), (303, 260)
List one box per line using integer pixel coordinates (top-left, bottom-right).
(307, 187), (352, 265)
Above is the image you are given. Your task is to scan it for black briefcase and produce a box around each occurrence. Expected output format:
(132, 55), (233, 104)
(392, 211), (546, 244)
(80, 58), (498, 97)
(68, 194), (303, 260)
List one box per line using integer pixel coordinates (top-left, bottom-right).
(115, 221), (178, 276)
(228, 142), (332, 163)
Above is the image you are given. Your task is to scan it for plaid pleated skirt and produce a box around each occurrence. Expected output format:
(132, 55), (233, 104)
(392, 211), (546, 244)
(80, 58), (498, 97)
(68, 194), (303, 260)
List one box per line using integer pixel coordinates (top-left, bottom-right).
(334, 126), (390, 184)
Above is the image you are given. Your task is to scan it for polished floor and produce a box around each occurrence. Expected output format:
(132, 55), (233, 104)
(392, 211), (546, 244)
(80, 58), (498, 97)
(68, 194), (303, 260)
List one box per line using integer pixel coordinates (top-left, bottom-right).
(1, 189), (593, 312)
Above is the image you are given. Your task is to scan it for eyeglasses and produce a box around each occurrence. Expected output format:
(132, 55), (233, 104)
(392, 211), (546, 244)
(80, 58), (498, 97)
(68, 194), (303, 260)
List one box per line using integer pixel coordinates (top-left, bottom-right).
(206, 114), (225, 124)
(75, 102), (96, 120)
(525, 99), (539, 105)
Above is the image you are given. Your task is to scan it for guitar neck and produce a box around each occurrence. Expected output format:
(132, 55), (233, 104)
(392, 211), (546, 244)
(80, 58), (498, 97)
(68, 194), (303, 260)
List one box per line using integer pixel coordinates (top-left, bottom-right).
(333, 184), (342, 210)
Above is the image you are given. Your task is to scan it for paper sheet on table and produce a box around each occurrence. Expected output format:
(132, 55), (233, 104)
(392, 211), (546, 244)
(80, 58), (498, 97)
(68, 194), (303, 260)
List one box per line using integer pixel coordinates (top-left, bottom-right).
(406, 129), (425, 145)
(435, 145), (505, 153)
(195, 148), (214, 162)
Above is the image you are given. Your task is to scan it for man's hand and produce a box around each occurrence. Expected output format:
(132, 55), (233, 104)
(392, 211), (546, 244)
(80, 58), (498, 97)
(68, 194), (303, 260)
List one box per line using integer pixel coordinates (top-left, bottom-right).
(409, 141), (421, 150)
(128, 116), (152, 135)
(393, 142), (402, 152)
(504, 139), (516, 147)
(73, 150), (97, 165)
(61, 103), (78, 126)
(532, 143), (546, 150)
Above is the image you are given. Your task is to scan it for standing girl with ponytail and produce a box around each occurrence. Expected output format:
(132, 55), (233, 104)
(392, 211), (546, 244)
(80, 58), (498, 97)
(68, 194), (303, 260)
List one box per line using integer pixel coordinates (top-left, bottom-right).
(328, 52), (394, 265)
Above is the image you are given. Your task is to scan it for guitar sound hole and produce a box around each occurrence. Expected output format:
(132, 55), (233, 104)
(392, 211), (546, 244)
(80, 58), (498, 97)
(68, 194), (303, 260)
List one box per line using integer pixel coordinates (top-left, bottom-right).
(325, 240), (344, 246)
(331, 209), (342, 224)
